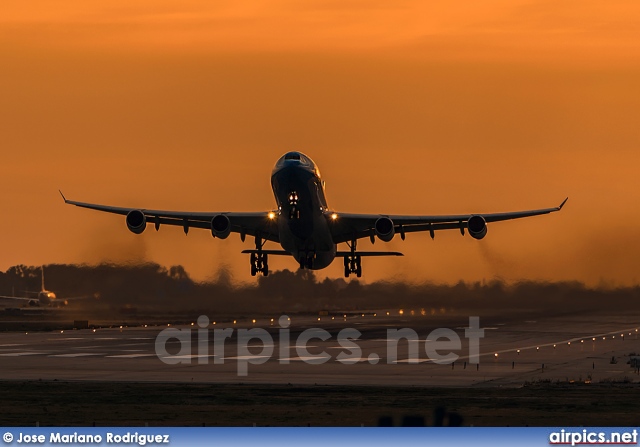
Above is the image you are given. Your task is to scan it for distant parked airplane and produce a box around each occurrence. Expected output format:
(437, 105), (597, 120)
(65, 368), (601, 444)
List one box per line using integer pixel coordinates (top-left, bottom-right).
(62, 152), (567, 277)
(0, 266), (97, 307)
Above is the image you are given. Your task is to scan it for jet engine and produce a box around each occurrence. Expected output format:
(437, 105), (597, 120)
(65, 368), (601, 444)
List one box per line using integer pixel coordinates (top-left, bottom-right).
(375, 217), (395, 242)
(126, 210), (146, 234)
(211, 214), (231, 239)
(467, 215), (487, 240)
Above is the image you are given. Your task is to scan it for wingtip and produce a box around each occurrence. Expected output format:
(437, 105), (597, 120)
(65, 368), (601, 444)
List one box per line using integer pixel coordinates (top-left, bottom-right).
(558, 197), (569, 210)
(58, 190), (68, 203)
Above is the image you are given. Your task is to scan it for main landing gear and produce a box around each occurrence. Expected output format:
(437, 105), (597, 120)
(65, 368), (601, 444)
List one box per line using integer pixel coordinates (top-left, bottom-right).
(298, 252), (315, 270)
(250, 236), (268, 277)
(344, 239), (362, 278)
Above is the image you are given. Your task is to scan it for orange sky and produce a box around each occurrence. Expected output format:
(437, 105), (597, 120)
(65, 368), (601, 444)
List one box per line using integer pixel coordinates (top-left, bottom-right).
(1, 0), (639, 285)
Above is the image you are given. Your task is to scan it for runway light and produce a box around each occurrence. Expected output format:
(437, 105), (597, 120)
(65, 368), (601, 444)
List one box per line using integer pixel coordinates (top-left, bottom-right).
(361, 314), (365, 317)
(568, 342), (571, 345)
(93, 329), (96, 333)
(60, 330), (64, 334)
(517, 349), (520, 354)
(213, 322), (216, 325)
(191, 323), (194, 326)
(252, 319), (256, 324)
(399, 310), (404, 315)
(332, 317), (335, 320)
(386, 311), (390, 316)
(233, 320), (237, 324)
(318, 318), (321, 321)
(144, 325), (147, 328)
(593, 338), (596, 341)
(553, 344), (556, 348)
(603, 337), (606, 340)
(581, 340), (584, 343)
(270, 319), (274, 322)
(536, 347), (539, 351)
(343, 314), (347, 318)
(494, 353), (498, 357)
(120, 326), (123, 329)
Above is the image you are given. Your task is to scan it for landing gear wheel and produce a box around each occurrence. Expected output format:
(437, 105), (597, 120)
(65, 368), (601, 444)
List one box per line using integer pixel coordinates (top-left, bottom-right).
(298, 255), (306, 270)
(344, 253), (362, 277)
(250, 250), (269, 276)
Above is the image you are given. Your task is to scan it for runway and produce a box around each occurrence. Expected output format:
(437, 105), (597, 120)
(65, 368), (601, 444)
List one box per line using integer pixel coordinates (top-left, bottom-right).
(1, 312), (638, 386)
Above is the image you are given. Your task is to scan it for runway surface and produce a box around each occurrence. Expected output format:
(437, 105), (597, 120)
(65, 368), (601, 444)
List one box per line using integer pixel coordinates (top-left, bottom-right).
(0, 312), (639, 386)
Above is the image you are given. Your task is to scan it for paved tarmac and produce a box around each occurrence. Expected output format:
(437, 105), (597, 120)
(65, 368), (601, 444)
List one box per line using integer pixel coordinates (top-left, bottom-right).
(0, 312), (638, 386)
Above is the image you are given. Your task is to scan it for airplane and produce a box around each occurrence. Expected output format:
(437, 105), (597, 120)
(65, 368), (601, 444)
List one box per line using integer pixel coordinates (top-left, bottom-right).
(0, 266), (97, 307)
(61, 151), (567, 278)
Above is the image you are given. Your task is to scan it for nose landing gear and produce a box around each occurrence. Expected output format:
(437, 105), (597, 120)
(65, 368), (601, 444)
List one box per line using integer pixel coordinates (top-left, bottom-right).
(288, 191), (300, 219)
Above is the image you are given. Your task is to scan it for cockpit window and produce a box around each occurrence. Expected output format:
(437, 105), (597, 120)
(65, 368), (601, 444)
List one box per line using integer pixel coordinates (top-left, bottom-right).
(284, 152), (301, 161)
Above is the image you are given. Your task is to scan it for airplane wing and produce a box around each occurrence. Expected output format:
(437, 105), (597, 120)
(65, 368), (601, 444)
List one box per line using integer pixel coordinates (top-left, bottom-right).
(330, 198), (568, 243)
(0, 295), (30, 302)
(60, 192), (280, 243)
(62, 293), (100, 302)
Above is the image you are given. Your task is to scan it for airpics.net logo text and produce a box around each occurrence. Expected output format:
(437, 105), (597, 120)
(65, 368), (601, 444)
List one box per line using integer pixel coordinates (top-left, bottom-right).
(154, 315), (485, 376)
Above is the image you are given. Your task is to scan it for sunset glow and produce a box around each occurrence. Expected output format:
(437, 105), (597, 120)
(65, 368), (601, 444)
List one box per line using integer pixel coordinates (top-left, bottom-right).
(1, 1), (639, 285)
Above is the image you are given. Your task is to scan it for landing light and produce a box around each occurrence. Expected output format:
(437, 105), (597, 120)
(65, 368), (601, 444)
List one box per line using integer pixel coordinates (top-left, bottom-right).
(331, 213), (338, 220)
(268, 212), (276, 220)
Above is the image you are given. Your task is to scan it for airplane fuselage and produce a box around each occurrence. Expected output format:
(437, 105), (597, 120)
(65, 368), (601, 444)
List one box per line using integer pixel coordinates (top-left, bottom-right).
(271, 153), (336, 269)
(62, 151), (567, 277)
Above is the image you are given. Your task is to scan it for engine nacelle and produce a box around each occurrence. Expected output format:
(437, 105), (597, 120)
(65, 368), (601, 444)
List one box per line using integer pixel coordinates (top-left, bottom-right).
(126, 210), (146, 234)
(467, 215), (487, 240)
(211, 214), (231, 239)
(375, 217), (395, 242)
